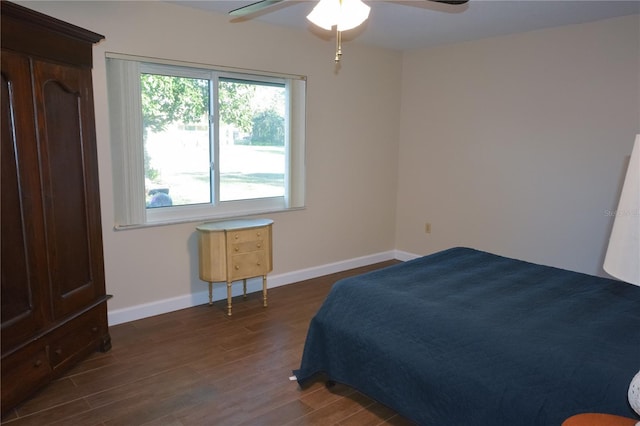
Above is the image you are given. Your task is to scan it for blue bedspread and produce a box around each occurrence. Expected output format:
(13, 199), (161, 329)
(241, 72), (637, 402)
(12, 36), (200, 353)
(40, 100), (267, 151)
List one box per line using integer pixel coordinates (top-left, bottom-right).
(295, 247), (640, 425)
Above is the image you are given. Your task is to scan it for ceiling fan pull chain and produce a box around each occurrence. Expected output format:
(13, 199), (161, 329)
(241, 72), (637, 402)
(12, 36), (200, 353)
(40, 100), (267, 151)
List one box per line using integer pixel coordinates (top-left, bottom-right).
(335, 28), (343, 63)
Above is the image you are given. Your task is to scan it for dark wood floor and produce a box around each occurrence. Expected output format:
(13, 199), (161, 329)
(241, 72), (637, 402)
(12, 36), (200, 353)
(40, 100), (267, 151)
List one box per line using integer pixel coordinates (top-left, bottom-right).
(2, 261), (415, 426)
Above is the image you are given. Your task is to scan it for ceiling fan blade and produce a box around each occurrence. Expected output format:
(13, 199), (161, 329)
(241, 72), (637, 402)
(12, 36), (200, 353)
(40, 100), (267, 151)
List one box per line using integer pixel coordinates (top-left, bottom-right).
(229, 0), (286, 17)
(429, 0), (469, 4)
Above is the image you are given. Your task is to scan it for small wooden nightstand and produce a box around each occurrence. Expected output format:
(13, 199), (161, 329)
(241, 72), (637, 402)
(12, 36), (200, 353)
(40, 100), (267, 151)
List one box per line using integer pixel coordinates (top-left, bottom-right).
(197, 219), (273, 316)
(562, 413), (638, 426)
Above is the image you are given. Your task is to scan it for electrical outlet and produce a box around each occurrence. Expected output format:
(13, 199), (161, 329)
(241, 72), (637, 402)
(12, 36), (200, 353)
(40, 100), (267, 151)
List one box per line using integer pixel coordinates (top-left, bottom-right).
(425, 222), (431, 234)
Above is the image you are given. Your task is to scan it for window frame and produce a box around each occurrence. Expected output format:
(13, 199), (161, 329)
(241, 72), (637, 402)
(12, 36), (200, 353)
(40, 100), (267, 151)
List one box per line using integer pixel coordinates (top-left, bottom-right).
(106, 53), (306, 229)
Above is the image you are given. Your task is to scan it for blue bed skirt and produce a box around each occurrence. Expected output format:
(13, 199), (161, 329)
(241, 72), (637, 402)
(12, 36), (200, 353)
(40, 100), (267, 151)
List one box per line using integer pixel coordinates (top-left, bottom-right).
(294, 247), (640, 425)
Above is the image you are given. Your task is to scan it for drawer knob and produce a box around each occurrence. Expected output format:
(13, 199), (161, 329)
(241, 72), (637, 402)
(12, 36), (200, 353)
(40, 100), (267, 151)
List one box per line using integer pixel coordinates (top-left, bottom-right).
(235, 265), (240, 270)
(235, 234), (239, 239)
(256, 232), (261, 236)
(34, 359), (43, 368)
(235, 247), (239, 252)
(92, 326), (98, 333)
(55, 348), (63, 356)
(256, 243), (261, 248)
(257, 262), (261, 266)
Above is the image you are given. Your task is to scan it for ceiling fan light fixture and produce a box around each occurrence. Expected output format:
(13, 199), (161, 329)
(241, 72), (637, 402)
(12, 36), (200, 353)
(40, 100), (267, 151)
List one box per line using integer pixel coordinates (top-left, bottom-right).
(307, 0), (371, 31)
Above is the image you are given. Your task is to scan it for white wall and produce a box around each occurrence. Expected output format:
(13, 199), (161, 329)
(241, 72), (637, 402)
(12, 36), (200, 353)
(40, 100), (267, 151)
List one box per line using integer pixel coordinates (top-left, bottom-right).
(19, 1), (402, 323)
(395, 15), (640, 276)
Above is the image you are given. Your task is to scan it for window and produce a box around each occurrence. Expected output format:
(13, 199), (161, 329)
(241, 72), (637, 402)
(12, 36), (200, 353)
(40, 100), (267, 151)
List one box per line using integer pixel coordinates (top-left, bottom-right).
(106, 54), (306, 228)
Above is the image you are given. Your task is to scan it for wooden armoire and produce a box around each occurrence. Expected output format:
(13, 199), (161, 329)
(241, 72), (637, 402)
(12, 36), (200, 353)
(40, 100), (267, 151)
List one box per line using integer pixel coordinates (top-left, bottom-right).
(1, 1), (111, 414)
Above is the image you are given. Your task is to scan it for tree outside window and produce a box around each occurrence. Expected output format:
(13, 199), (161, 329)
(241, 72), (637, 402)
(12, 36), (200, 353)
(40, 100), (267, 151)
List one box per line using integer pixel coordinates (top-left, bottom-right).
(140, 74), (286, 208)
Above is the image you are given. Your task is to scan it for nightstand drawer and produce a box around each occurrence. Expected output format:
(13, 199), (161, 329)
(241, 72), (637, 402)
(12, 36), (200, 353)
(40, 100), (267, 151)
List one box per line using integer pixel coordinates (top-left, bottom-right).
(231, 251), (267, 279)
(232, 239), (266, 254)
(230, 227), (268, 244)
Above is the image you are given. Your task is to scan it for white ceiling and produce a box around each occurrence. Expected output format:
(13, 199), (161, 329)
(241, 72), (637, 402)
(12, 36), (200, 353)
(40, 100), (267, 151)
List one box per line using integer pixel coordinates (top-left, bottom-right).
(171, 0), (639, 51)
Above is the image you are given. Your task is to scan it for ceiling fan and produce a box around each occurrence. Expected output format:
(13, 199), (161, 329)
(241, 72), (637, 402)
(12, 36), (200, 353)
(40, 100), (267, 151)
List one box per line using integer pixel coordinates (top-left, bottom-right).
(229, 0), (470, 62)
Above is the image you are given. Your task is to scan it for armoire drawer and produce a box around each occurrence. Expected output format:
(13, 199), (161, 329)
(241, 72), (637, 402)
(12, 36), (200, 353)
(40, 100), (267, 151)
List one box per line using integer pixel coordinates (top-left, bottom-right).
(49, 308), (105, 369)
(1, 347), (50, 410)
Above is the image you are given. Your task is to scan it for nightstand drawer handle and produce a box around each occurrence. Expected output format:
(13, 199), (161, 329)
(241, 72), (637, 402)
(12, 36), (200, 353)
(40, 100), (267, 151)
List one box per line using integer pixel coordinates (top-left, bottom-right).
(256, 243), (261, 248)
(235, 247), (239, 252)
(235, 265), (240, 270)
(34, 359), (43, 368)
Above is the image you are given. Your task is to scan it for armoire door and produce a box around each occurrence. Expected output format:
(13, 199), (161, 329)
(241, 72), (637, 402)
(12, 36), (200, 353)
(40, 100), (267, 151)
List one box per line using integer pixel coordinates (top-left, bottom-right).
(1, 50), (49, 351)
(31, 58), (106, 320)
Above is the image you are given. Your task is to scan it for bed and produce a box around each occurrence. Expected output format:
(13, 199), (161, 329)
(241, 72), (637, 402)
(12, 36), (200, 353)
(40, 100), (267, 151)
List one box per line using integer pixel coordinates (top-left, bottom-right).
(294, 247), (640, 425)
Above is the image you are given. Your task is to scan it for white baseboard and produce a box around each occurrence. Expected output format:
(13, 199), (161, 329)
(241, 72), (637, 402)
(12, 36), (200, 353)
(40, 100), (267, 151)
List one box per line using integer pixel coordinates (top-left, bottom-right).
(108, 249), (415, 326)
(394, 250), (421, 261)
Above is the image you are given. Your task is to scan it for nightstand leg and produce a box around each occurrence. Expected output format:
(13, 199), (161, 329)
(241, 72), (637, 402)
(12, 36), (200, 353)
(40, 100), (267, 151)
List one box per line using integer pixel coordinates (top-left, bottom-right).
(208, 282), (213, 306)
(243, 279), (247, 299)
(226, 281), (232, 316)
(262, 275), (268, 307)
